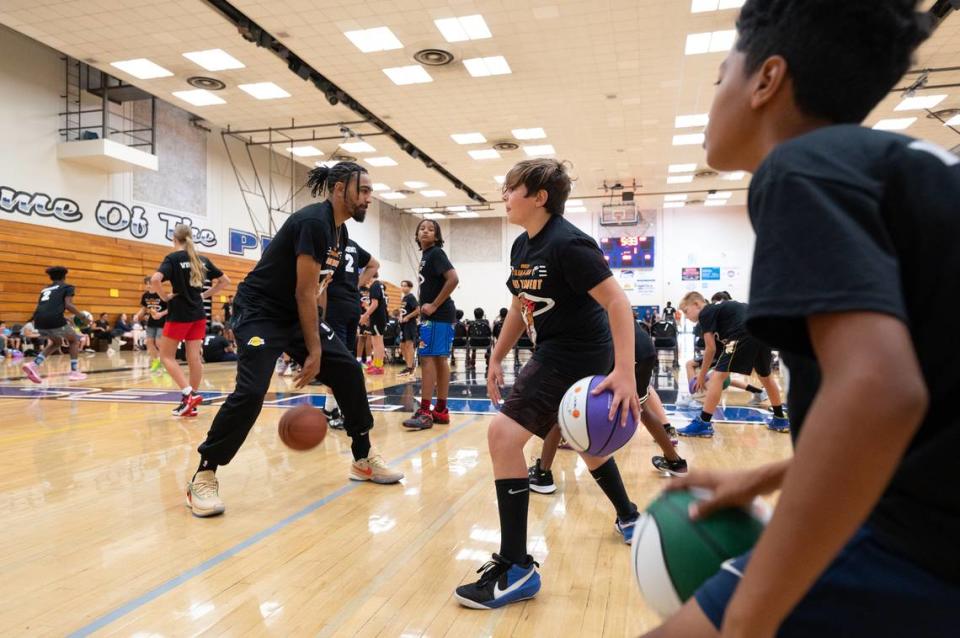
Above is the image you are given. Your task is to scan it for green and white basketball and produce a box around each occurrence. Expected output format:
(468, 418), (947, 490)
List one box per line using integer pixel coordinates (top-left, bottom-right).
(631, 489), (768, 617)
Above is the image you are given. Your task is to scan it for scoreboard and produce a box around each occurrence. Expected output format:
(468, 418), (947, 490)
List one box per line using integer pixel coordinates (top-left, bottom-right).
(600, 235), (655, 269)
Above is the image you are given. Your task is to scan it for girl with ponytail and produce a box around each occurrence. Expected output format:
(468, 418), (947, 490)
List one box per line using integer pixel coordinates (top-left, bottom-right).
(151, 223), (231, 417)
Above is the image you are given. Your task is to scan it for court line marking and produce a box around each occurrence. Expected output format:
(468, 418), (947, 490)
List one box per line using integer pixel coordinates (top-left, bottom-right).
(66, 415), (482, 638)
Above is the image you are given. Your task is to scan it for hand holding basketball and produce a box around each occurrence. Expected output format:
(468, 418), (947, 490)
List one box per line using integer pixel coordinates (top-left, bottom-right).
(667, 467), (775, 520)
(591, 366), (640, 427)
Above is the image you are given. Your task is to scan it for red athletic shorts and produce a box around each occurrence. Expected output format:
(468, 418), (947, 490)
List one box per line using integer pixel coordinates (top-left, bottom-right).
(162, 319), (206, 341)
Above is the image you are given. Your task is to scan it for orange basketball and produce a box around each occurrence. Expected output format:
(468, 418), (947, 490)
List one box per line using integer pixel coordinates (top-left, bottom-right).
(278, 405), (328, 451)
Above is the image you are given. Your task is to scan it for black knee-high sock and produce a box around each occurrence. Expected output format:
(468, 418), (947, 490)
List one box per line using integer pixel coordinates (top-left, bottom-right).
(495, 478), (529, 563)
(590, 458), (637, 521)
(350, 432), (371, 460)
(745, 384), (763, 394)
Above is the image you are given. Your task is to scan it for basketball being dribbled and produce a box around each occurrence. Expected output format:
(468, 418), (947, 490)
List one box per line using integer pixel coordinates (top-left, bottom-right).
(557, 375), (638, 456)
(278, 405), (328, 451)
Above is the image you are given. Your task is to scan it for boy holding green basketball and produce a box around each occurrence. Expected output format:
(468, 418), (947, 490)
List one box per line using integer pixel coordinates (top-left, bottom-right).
(645, 1), (959, 637)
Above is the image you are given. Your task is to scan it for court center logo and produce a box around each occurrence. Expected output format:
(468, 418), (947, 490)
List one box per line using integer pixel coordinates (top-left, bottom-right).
(247, 336), (265, 347)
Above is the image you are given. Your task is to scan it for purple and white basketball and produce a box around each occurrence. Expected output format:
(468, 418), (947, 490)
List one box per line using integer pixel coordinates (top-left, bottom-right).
(558, 375), (638, 456)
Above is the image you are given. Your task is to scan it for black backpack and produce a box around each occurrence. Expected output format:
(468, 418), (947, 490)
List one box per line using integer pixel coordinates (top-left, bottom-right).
(468, 320), (491, 339)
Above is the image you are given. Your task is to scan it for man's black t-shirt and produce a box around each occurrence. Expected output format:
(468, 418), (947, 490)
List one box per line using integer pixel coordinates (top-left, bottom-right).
(158, 252), (223, 323)
(745, 124), (960, 584)
(369, 281), (387, 324)
(663, 304), (677, 324)
(328, 239), (372, 309)
(697, 300), (747, 346)
(140, 292), (167, 328)
(507, 215), (613, 377)
(237, 201), (345, 322)
(401, 292), (418, 321)
(418, 246), (456, 323)
(202, 334), (231, 362)
(32, 282), (75, 329)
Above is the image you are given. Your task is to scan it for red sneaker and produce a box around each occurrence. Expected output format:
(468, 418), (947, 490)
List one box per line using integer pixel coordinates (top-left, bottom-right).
(367, 366), (385, 375)
(431, 408), (450, 424)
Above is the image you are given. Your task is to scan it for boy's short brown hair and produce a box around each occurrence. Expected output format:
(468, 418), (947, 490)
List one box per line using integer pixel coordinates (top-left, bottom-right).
(679, 291), (707, 310)
(503, 159), (572, 216)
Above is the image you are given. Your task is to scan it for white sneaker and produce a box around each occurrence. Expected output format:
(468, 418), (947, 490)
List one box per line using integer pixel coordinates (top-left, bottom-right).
(186, 470), (225, 517)
(748, 390), (769, 406)
(283, 364), (296, 377)
(350, 453), (403, 484)
(675, 395), (703, 410)
(68, 370), (88, 381)
(106, 348), (115, 355)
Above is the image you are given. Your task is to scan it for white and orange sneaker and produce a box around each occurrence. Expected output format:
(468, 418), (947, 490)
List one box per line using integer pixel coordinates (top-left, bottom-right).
(349, 453), (403, 484)
(21, 362), (42, 384)
(185, 470), (225, 517)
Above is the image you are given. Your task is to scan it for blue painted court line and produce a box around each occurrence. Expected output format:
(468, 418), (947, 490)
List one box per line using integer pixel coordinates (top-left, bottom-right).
(66, 415), (481, 638)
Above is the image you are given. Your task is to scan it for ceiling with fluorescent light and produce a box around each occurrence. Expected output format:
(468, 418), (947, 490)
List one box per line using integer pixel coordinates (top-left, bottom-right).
(0, 0), (958, 219)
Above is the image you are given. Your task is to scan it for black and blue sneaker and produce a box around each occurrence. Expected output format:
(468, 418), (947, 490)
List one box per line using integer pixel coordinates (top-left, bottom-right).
(455, 553), (541, 609)
(615, 511), (641, 544)
(767, 416), (790, 433)
(679, 416), (714, 438)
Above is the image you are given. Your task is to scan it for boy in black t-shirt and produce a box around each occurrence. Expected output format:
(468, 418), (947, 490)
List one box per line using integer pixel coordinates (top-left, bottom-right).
(455, 159), (642, 610)
(402, 220), (459, 429)
(360, 273), (388, 375)
(356, 285), (372, 363)
(677, 292), (787, 437)
(21, 266), (89, 383)
(185, 163), (402, 518)
(324, 239), (378, 427)
(138, 276), (168, 373)
(398, 280), (419, 376)
(649, 3), (959, 637)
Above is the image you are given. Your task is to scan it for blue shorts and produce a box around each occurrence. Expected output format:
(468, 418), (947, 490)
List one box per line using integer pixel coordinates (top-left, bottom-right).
(418, 321), (454, 357)
(695, 525), (960, 637)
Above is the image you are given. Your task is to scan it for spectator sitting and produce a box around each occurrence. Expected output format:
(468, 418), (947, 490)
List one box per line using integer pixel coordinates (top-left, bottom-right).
(109, 313), (133, 352)
(492, 307), (508, 342)
(466, 308), (492, 370)
(6, 322), (24, 354)
(90, 313), (110, 349)
(20, 320), (42, 355)
(202, 325), (236, 362)
(451, 309), (468, 364)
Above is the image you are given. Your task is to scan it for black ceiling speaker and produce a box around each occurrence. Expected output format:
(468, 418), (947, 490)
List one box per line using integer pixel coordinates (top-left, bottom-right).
(414, 48), (455, 66)
(187, 76), (226, 90)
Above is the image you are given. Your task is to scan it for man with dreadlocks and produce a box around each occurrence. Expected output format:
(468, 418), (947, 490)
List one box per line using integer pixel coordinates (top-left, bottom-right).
(185, 161), (403, 518)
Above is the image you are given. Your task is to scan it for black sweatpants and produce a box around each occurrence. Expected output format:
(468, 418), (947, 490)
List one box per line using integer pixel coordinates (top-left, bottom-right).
(325, 300), (361, 355)
(198, 308), (373, 466)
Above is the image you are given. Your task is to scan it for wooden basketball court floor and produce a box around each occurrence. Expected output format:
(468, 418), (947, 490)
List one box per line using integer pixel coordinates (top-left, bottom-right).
(0, 350), (790, 637)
